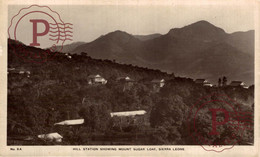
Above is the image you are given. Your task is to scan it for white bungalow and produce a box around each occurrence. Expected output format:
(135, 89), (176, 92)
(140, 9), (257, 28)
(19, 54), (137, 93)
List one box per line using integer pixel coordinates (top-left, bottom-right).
(203, 82), (213, 87)
(110, 110), (148, 128)
(110, 110), (147, 117)
(87, 74), (107, 85)
(19, 71), (25, 74)
(54, 119), (84, 126)
(37, 132), (63, 142)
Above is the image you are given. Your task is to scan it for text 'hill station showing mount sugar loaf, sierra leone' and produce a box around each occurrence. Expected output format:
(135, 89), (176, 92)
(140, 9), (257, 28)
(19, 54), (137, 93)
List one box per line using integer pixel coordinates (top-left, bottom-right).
(58, 20), (254, 85)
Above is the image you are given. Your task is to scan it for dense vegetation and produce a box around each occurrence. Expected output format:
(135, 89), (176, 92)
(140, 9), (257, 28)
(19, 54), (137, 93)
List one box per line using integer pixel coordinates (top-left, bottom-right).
(8, 39), (254, 145)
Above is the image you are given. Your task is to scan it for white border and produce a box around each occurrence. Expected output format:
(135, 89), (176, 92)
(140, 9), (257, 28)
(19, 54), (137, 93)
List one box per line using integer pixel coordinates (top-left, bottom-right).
(0, 0), (259, 156)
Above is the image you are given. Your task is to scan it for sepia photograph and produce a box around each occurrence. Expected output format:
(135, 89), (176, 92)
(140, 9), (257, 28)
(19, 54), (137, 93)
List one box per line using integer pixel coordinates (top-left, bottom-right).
(2, 0), (258, 155)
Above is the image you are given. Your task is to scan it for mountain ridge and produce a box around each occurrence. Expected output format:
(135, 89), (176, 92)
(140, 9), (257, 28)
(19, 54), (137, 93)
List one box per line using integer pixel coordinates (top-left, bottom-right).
(58, 20), (254, 85)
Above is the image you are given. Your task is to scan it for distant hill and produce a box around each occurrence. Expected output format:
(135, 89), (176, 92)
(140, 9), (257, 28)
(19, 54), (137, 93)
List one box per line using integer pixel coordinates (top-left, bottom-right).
(134, 34), (162, 41)
(225, 30), (254, 56)
(72, 30), (142, 63)
(55, 42), (86, 53)
(60, 20), (255, 85)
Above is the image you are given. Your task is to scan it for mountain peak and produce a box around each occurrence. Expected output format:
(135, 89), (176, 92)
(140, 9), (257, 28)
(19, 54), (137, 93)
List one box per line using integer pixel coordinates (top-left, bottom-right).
(108, 30), (131, 36)
(192, 20), (213, 25)
(187, 20), (225, 32)
(100, 30), (135, 41)
(167, 20), (226, 40)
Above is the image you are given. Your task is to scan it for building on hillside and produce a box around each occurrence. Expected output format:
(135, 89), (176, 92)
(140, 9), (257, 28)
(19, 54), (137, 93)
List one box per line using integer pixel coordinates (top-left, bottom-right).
(8, 68), (31, 78)
(54, 119), (84, 135)
(65, 53), (72, 59)
(195, 79), (208, 84)
(54, 119), (84, 126)
(229, 81), (248, 88)
(110, 110), (149, 130)
(110, 110), (147, 117)
(151, 79), (165, 88)
(87, 74), (107, 85)
(195, 79), (213, 87)
(203, 82), (213, 87)
(37, 132), (63, 142)
(116, 76), (135, 90)
(150, 79), (165, 92)
(117, 76), (133, 82)
(8, 67), (16, 72)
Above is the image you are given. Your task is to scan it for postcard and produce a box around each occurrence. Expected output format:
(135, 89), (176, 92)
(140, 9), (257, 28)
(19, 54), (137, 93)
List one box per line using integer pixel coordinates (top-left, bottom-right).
(0, 0), (259, 156)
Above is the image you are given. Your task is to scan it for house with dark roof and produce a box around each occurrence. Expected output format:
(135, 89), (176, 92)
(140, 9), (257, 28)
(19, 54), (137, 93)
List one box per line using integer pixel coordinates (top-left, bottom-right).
(148, 79), (165, 93)
(195, 79), (208, 84)
(87, 74), (107, 85)
(117, 76), (135, 91)
(116, 76), (135, 82)
(195, 79), (213, 87)
(151, 79), (165, 88)
(229, 81), (248, 88)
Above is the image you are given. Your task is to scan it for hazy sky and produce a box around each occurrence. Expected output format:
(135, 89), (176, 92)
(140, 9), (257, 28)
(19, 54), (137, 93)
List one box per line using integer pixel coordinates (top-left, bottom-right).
(8, 4), (255, 48)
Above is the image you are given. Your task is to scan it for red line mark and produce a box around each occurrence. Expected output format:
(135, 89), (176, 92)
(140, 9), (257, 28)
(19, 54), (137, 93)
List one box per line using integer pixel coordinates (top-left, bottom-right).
(49, 30), (73, 33)
(49, 23), (73, 25)
(49, 34), (73, 37)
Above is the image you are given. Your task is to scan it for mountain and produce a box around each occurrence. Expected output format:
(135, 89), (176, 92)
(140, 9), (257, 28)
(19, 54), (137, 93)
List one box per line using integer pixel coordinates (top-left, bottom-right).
(72, 30), (142, 63)
(225, 30), (254, 56)
(134, 34), (162, 41)
(65, 20), (255, 85)
(167, 20), (227, 41)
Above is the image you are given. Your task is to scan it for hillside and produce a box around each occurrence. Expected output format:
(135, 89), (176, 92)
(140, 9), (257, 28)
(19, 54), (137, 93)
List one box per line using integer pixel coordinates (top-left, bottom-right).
(8, 39), (254, 145)
(57, 42), (86, 53)
(225, 30), (255, 56)
(63, 20), (254, 85)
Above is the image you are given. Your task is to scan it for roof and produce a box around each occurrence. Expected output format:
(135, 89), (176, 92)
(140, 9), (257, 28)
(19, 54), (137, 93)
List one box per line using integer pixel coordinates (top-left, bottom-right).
(54, 119), (84, 125)
(229, 81), (245, 86)
(203, 82), (213, 87)
(151, 79), (165, 83)
(195, 79), (207, 84)
(88, 74), (102, 78)
(117, 76), (129, 80)
(117, 76), (135, 82)
(8, 68), (15, 71)
(110, 110), (147, 117)
(38, 132), (63, 139)
(8, 69), (30, 74)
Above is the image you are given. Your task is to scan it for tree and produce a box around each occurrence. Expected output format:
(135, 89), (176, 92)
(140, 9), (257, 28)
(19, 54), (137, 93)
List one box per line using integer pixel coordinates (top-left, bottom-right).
(80, 52), (88, 56)
(218, 78), (222, 87)
(222, 76), (227, 86)
(150, 97), (184, 144)
(79, 103), (111, 132)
